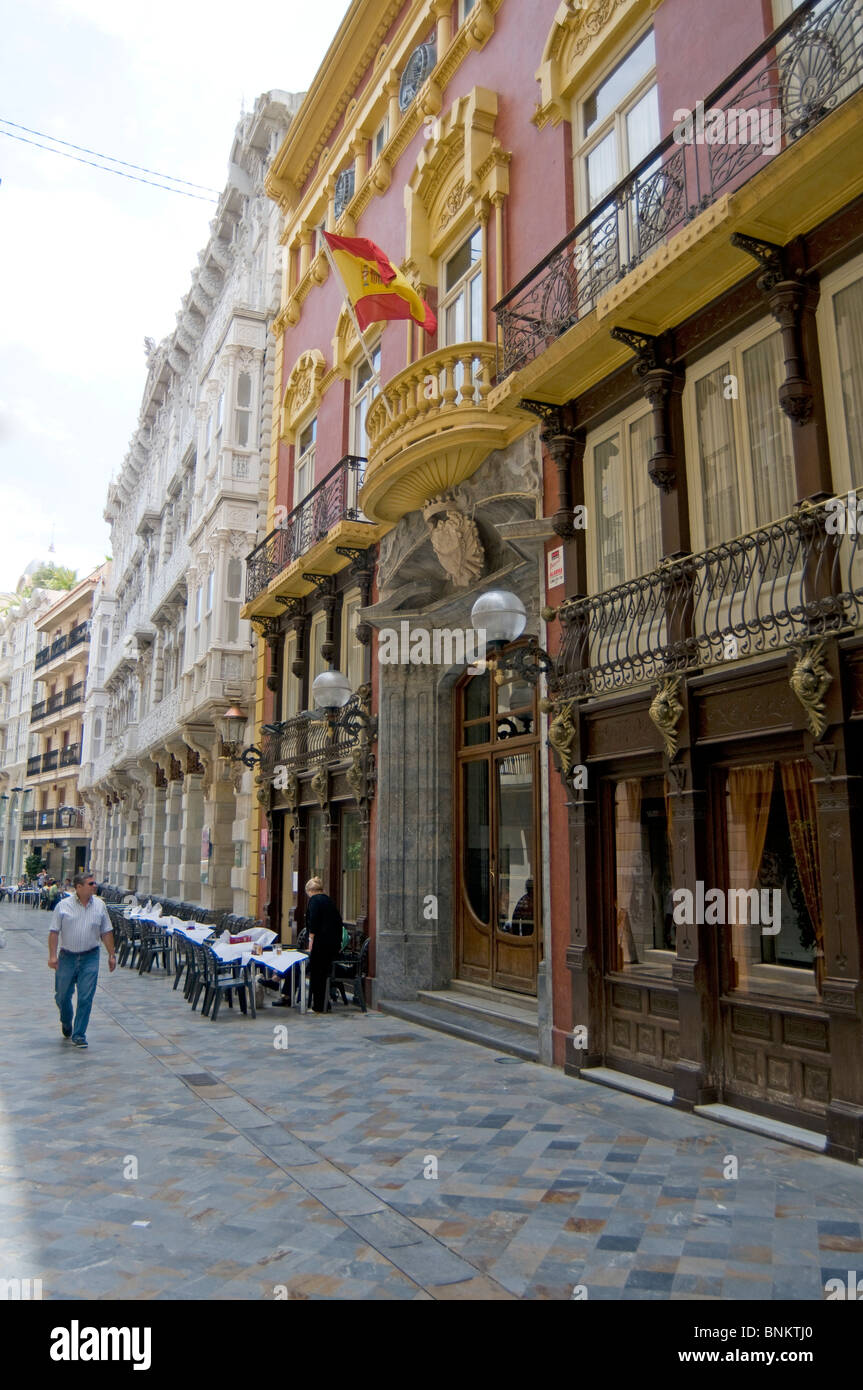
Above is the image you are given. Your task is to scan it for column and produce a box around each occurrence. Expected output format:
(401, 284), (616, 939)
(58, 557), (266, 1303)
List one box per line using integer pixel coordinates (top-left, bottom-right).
(202, 770), (236, 912)
(179, 770), (205, 904)
(163, 756), (184, 898)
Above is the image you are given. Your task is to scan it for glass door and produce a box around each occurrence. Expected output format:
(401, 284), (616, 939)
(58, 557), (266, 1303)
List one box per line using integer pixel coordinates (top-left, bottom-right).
(456, 666), (540, 994)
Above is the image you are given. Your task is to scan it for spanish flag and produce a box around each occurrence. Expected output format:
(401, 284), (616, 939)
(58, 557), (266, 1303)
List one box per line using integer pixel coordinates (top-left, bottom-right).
(323, 231), (437, 335)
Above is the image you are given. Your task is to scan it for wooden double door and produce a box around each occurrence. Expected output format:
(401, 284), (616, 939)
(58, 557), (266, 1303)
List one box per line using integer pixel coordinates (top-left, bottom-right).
(456, 667), (540, 995)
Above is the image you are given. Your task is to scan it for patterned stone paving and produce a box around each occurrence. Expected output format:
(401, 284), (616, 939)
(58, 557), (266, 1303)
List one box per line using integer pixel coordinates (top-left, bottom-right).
(2, 901), (862, 1301)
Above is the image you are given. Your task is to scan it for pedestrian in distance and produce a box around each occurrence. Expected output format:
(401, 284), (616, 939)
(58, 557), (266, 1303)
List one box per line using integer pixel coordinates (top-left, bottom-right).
(305, 876), (343, 1014)
(48, 871), (116, 1049)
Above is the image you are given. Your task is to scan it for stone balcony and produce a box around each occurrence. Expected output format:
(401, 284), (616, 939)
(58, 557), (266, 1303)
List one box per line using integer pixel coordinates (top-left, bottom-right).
(360, 342), (517, 524)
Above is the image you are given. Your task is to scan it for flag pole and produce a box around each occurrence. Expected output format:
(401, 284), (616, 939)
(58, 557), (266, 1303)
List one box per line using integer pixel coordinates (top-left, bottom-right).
(321, 237), (395, 423)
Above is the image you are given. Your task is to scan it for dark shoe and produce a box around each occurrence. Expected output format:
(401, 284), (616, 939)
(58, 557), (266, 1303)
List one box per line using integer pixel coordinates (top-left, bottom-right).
(72, 1037), (88, 1049)
(61, 1026), (72, 1039)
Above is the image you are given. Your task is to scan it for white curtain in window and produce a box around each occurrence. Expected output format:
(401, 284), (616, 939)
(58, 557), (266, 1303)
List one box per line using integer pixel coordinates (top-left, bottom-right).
(742, 331), (795, 524)
(629, 412), (662, 574)
(834, 276), (863, 484)
(695, 364), (740, 545)
(594, 434), (624, 588)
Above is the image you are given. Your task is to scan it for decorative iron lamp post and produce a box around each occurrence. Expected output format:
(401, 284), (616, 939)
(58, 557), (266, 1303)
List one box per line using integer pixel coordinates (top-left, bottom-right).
(470, 589), (554, 687)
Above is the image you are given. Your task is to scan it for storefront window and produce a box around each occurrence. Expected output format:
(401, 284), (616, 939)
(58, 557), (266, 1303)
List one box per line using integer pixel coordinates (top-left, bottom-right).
(725, 760), (822, 995)
(613, 774), (674, 972)
(341, 807), (362, 922)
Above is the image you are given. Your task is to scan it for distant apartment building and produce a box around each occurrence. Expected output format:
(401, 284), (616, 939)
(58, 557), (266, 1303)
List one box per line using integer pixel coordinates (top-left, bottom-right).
(79, 91), (303, 915)
(22, 571), (104, 878)
(0, 574), (53, 877)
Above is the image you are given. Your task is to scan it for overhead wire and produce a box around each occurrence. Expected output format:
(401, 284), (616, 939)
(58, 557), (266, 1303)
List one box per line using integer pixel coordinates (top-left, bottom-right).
(0, 119), (220, 202)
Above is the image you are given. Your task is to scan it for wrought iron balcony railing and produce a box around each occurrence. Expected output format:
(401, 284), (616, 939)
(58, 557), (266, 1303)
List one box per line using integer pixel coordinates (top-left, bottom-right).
(30, 700), (45, 722)
(259, 697), (375, 777)
(34, 646), (50, 671)
(554, 493), (863, 699)
(27, 755), (41, 777)
(495, 0), (863, 377)
(59, 743), (82, 768)
(38, 809), (55, 830)
(68, 620), (89, 649)
(42, 749), (59, 773)
(245, 455), (370, 603)
(22, 811), (37, 831)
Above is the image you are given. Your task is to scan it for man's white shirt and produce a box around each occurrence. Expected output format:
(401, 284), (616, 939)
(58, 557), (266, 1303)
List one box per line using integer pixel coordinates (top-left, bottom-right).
(50, 895), (112, 953)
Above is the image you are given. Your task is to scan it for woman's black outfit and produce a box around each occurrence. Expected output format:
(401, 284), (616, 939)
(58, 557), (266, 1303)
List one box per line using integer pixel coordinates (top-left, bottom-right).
(306, 892), (343, 1012)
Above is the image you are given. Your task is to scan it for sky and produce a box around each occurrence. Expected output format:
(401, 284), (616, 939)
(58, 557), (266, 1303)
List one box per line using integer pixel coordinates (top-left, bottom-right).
(0, 0), (351, 595)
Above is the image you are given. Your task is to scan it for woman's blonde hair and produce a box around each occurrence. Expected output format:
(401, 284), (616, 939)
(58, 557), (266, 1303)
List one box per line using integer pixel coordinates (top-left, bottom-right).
(305, 876), (323, 895)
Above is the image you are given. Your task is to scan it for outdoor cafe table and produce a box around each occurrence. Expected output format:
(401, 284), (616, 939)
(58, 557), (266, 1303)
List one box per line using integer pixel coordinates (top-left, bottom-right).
(209, 942), (309, 1013)
(250, 949), (308, 1014)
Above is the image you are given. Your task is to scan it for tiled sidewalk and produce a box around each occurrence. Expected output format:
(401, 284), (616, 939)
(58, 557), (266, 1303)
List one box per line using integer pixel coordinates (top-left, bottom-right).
(2, 901), (862, 1301)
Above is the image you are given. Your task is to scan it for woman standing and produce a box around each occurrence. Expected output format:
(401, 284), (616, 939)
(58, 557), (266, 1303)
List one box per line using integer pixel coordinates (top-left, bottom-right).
(305, 876), (343, 1014)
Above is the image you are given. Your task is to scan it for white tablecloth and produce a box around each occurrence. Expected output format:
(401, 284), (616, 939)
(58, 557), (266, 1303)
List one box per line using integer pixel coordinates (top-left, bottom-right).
(252, 949), (308, 976)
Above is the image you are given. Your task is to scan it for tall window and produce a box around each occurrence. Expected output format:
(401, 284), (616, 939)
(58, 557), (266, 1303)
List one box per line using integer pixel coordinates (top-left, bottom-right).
(587, 406), (662, 590)
(225, 558), (243, 643)
(818, 257), (863, 490)
(685, 323), (796, 548)
(202, 414), (212, 474)
(193, 584), (203, 659)
(441, 228), (483, 346)
(203, 571), (213, 652)
(282, 632), (300, 719)
(351, 346), (381, 455)
(295, 417), (317, 506)
(235, 372), (253, 447)
(373, 118), (388, 160)
(459, 0), (477, 21)
(578, 29), (659, 211)
(341, 591), (364, 693)
(309, 610), (328, 689)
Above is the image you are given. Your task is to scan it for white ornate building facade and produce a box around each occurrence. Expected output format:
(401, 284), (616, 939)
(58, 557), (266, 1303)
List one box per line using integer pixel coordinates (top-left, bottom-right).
(79, 91), (303, 914)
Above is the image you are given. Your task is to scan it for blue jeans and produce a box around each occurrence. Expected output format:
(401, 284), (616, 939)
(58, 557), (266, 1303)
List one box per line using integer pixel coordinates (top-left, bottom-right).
(55, 947), (100, 1042)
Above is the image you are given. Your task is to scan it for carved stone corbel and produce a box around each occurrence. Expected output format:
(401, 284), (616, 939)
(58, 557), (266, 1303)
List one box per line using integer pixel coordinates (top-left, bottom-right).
(542, 696), (578, 778)
(520, 400), (584, 538)
(610, 328), (680, 493)
(649, 676), (684, 759)
(790, 640), (832, 739)
(730, 233), (815, 425)
(311, 765), (329, 808)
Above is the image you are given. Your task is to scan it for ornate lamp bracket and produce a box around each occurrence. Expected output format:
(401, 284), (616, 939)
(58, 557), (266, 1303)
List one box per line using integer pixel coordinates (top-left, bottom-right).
(611, 328), (678, 493)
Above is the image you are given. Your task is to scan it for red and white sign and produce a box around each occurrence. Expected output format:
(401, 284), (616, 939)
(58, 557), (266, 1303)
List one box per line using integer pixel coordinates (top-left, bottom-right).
(547, 545), (565, 590)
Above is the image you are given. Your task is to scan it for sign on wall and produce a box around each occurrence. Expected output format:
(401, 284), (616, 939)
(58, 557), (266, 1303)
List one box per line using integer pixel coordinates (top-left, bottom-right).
(547, 545), (565, 590)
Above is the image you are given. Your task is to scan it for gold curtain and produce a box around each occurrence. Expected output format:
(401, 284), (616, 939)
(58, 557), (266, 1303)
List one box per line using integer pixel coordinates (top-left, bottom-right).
(779, 759), (825, 991)
(727, 764), (774, 990)
(614, 779), (642, 970)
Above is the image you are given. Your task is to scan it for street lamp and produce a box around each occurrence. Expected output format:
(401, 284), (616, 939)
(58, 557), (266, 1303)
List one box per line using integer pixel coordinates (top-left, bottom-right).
(470, 590), (554, 688)
(218, 706), (261, 767)
(311, 668), (353, 711)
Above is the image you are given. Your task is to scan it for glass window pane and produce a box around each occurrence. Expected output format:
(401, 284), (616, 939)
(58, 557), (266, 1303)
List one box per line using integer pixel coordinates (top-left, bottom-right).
(742, 333), (796, 523)
(585, 30), (656, 137)
(306, 809), (323, 882)
(629, 413), (662, 573)
(594, 434), (625, 588)
(496, 752), (535, 937)
(833, 276), (863, 483)
(446, 229), (481, 292)
(626, 83), (660, 168)
(464, 671), (490, 721)
(341, 808), (363, 920)
(463, 761), (490, 923)
(586, 130), (618, 208)
(237, 372), (252, 407)
(464, 722), (490, 746)
(470, 272), (483, 341)
(695, 365), (740, 545)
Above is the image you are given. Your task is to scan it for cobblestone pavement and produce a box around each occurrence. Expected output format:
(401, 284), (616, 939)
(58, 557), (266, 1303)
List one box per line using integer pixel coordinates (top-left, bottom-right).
(2, 902), (862, 1302)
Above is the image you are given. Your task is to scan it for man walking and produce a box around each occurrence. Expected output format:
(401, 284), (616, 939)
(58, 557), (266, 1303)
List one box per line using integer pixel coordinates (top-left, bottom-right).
(48, 871), (116, 1049)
